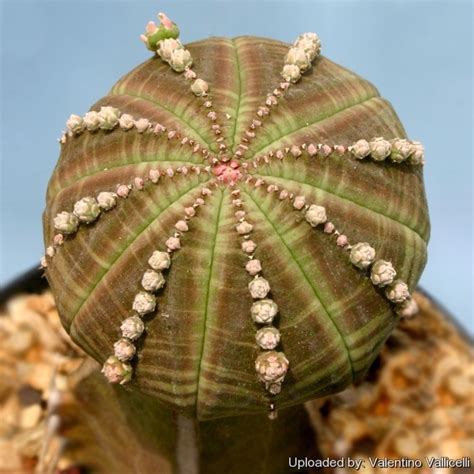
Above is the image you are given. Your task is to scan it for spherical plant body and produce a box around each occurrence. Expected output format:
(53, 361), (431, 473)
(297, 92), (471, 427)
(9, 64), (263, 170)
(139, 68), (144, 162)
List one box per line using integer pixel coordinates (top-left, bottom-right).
(42, 12), (429, 421)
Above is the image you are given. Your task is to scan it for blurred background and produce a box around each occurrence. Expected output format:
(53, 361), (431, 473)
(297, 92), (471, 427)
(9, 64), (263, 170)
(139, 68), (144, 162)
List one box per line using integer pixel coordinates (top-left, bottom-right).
(0, 0), (472, 330)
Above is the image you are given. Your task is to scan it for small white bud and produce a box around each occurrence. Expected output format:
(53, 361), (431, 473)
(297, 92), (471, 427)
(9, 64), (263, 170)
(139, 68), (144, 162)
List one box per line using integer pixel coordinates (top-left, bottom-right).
(255, 327), (281, 350)
(134, 118), (151, 133)
(83, 111), (101, 131)
(242, 240), (257, 254)
(120, 316), (145, 340)
(255, 351), (289, 384)
(369, 137), (391, 161)
(175, 220), (189, 232)
(290, 145), (302, 157)
(281, 64), (301, 83)
(119, 113), (135, 130)
(73, 196), (101, 223)
(149, 169), (161, 183)
(116, 184), (130, 198)
(293, 195), (306, 210)
(184, 207), (196, 217)
(191, 78), (209, 96)
(157, 38), (183, 61)
(132, 291), (156, 315)
(285, 47), (311, 72)
(295, 33), (321, 61)
(148, 250), (171, 270)
(141, 269), (165, 292)
(169, 48), (193, 72)
(294, 36), (320, 61)
(245, 259), (262, 276)
(66, 114), (84, 134)
(349, 139), (370, 159)
(97, 191), (117, 210)
(390, 138), (414, 163)
(98, 106), (121, 130)
(251, 298), (278, 324)
(409, 141), (425, 165)
(349, 242), (376, 269)
(101, 356), (132, 384)
(113, 338), (136, 361)
(53, 211), (79, 234)
(370, 260), (396, 287)
(385, 279), (410, 303)
(307, 143), (318, 156)
(236, 221), (253, 235)
(184, 69), (197, 80)
(319, 144), (332, 157)
(249, 277), (271, 299)
(305, 204), (327, 227)
(166, 236), (181, 250)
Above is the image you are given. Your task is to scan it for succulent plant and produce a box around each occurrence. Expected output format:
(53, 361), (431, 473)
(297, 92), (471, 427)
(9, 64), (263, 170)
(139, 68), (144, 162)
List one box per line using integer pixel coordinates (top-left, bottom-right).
(42, 11), (429, 421)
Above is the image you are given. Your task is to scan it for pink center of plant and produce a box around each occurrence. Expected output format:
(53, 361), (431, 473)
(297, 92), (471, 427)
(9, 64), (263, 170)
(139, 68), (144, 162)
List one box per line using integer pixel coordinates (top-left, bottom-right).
(212, 159), (242, 185)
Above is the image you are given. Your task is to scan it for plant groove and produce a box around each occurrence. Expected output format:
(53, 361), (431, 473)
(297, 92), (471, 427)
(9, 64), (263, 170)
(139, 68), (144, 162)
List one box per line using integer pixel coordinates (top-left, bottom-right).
(195, 189), (225, 417)
(251, 173), (428, 243)
(68, 179), (210, 332)
(109, 91), (216, 152)
(246, 94), (380, 159)
(242, 189), (355, 381)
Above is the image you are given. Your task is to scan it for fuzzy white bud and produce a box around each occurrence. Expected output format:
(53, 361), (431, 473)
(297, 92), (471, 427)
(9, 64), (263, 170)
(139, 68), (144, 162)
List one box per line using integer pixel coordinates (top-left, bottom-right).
(249, 277), (271, 299)
(120, 316), (145, 340)
(157, 38), (183, 61)
(242, 240), (257, 254)
(97, 192), (117, 210)
(255, 327), (281, 349)
(385, 279), (410, 303)
(370, 260), (396, 287)
(119, 113), (135, 130)
(101, 356), (132, 384)
(132, 291), (156, 315)
(294, 34), (321, 61)
(149, 169), (161, 183)
(349, 139), (370, 159)
(66, 114), (84, 134)
(53, 211), (79, 234)
(369, 137), (391, 161)
(293, 195), (306, 210)
(166, 236), (181, 250)
(245, 259), (262, 276)
(349, 242), (376, 269)
(255, 351), (289, 384)
(390, 138), (414, 163)
(148, 251), (171, 271)
(236, 221), (253, 235)
(251, 298), (278, 324)
(409, 141), (425, 165)
(134, 118), (151, 133)
(73, 196), (101, 223)
(305, 204), (327, 227)
(169, 48), (193, 72)
(281, 64), (301, 83)
(98, 106), (121, 130)
(83, 111), (101, 131)
(285, 47), (311, 72)
(191, 78), (209, 96)
(141, 269), (165, 292)
(113, 338), (136, 361)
